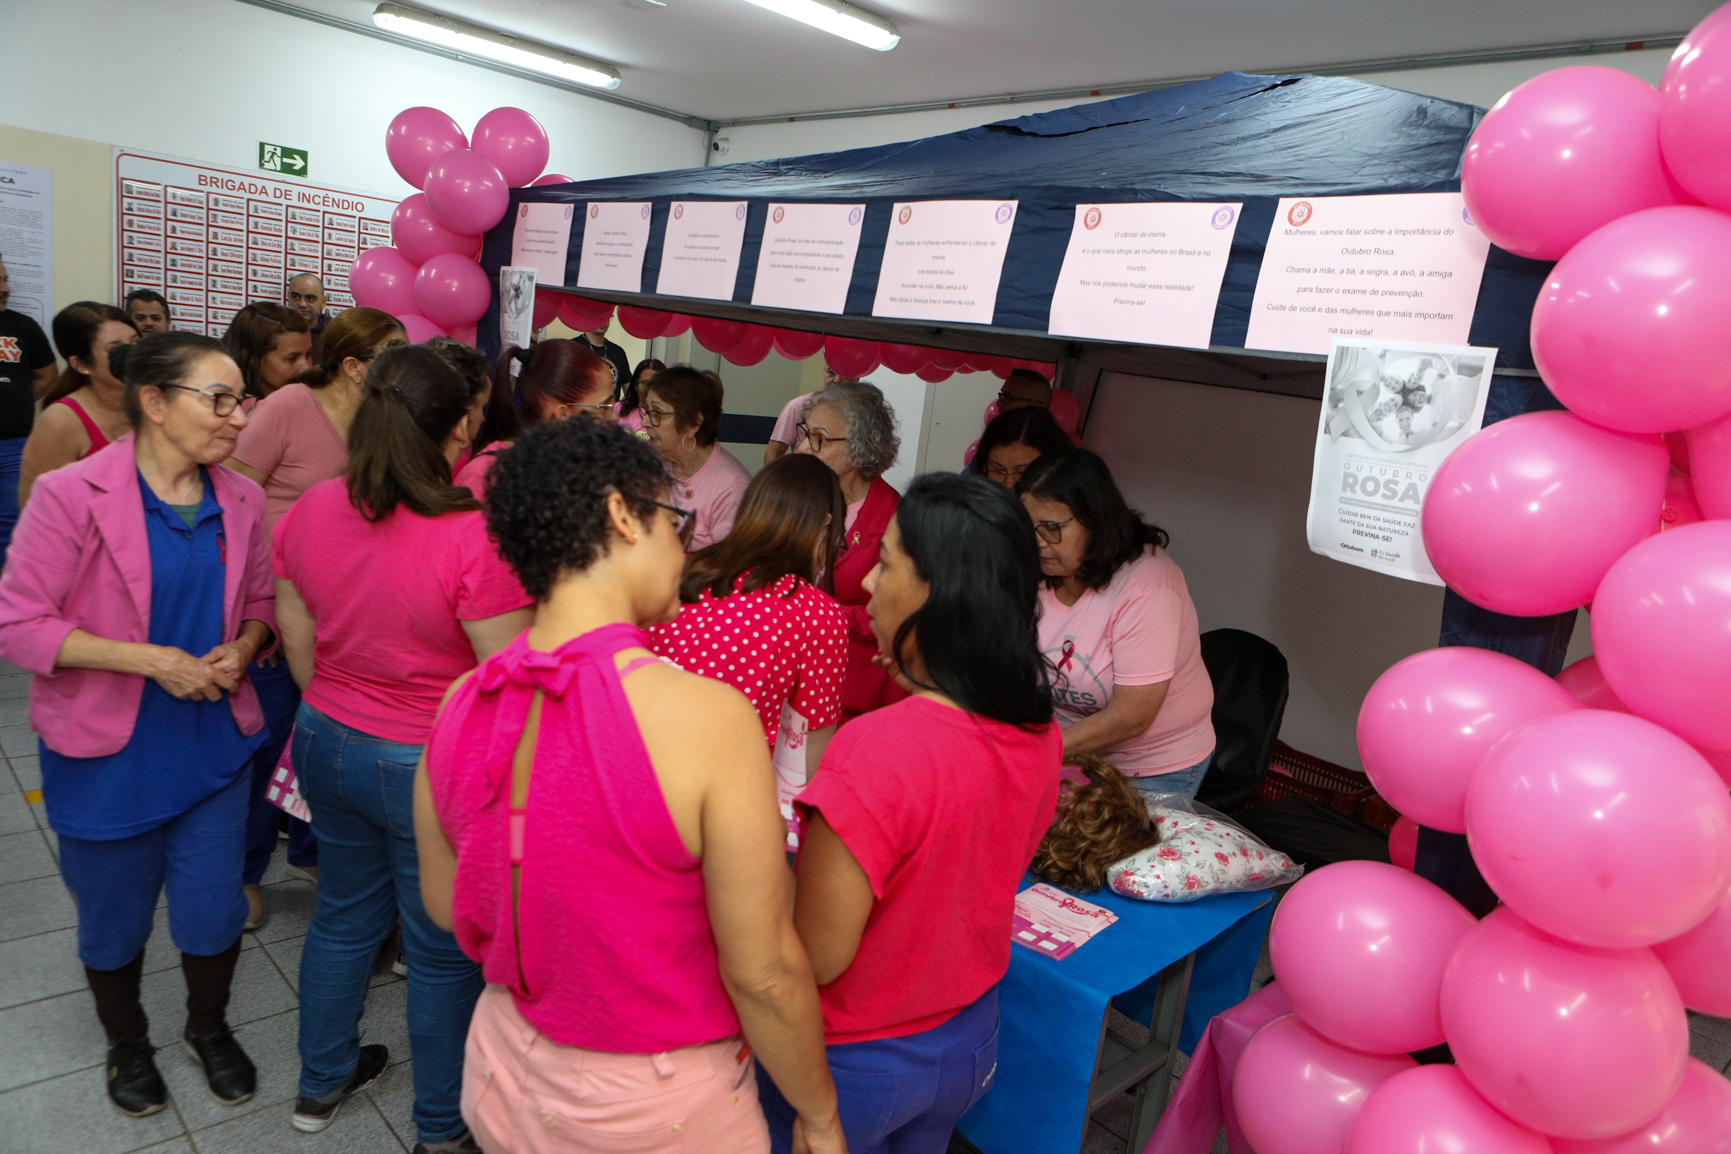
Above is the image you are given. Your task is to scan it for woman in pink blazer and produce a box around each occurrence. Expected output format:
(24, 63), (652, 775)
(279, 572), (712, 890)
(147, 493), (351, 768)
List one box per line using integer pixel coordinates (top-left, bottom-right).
(0, 332), (275, 1121)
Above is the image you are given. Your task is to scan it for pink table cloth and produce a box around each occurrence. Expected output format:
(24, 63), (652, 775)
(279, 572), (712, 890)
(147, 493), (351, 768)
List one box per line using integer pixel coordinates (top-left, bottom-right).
(1145, 980), (1292, 1154)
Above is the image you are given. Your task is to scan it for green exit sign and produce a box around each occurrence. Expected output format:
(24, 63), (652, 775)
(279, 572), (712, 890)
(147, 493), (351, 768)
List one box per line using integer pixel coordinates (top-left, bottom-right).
(258, 142), (309, 176)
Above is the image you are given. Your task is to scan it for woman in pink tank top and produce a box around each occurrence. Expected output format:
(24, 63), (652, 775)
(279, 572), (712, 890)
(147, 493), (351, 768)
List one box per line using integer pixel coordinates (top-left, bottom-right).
(19, 302), (137, 507)
(416, 416), (845, 1154)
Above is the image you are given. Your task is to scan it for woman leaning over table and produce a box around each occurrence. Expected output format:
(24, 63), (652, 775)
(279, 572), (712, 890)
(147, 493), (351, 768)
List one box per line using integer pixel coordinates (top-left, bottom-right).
(415, 416), (845, 1154)
(273, 345), (530, 1149)
(762, 472), (1061, 1154)
(0, 332), (274, 1117)
(794, 380), (903, 720)
(1016, 448), (1216, 797)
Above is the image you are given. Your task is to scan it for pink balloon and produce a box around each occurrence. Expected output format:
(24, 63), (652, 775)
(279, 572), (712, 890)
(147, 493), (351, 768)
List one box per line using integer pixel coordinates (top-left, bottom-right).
(1554, 655), (1628, 712)
(824, 336), (880, 379)
(1268, 861), (1476, 1054)
(1652, 884), (1731, 1017)
(724, 325), (774, 367)
(1594, 520), (1731, 749)
(532, 290), (560, 330)
(413, 253), (492, 329)
(1342, 1066), (1554, 1154)
(1440, 906), (1689, 1139)
(916, 362), (954, 383)
(929, 348), (969, 371)
(530, 173), (574, 187)
(446, 323), (477, 347)
(348, 246), (420, 319)
(472, 106), (550, 188)
(1467, 709), (1731, 948)
(1461, 66), (1689, 261)
(771, 328), (827, 361)
(1421, 410), (1668, 616)
(1553, 1059), (1731, 1154)
(1388, 816), (1418, 872)
(423, 149), (511, 237)
(661, 313), (692, 337)
(691, 316), (745, 354)
(395, 313), (445, 344)
(879, 343), (927, 375)
(1665, 430), (1693, 475)
(1531, 206), (1731, 434)
(1660, 4), (1731, 210)
(1233, 1014), (1416, 1154)
(1689, 407), (1731, 520)
(1661, 471), (1704, 531)
(1048, 388), (1081, 436)
(390, 194), (481, 267)
(557, 297), (613, 334)
(617, 306), (671, 339)
(385, 106), (467, 190)
(1357, 646), (1581, 833)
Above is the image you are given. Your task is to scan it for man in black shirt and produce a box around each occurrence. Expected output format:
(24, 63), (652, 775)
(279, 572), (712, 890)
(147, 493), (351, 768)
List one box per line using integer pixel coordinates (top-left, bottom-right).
(0, 255), (60, 569)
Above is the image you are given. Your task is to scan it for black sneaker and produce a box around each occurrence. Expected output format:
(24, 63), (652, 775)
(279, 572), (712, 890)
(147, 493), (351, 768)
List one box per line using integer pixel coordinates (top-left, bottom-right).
(292, 1043), (389, 1133)
(182, 1025), (257, 1105)
(106, 1039), (167, 1117)
(411, 1130), (482, 1154)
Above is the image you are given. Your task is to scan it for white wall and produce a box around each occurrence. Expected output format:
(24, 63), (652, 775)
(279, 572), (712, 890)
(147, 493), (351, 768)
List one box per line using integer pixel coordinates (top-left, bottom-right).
(3, 0), (706, 199)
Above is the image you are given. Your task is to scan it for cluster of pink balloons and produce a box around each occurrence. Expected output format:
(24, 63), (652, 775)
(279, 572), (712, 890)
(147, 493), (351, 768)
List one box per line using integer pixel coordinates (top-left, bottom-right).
(351, 105), (573, 345)
(1239, 14), (1731, 1150)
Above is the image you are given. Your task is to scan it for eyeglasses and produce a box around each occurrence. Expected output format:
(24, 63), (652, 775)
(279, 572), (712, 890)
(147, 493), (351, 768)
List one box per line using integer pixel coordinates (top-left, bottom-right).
(642, 405), (676, 429)
(1032, 516), (1075, 545)
(985, 462), (1030, 484)
(997, 391), (1048, 408)
(652, 500), (697, 547)
(164, 384), (244, 417)
(796, 422), (849, 453)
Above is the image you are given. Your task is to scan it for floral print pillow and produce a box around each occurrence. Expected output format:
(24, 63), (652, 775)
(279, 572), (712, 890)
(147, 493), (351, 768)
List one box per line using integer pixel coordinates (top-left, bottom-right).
(1107, 806), (1302, 902)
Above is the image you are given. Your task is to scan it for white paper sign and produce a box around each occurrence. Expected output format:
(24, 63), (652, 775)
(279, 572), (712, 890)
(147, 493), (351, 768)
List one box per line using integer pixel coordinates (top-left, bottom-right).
(872, 200), (1017, 325)
(511, 202), (574, 287)
(752, 202), (866, 315)
(1247, 193), (1491, 356)
(655, 200), (748, 300)
(576, 201), (651, 292)
(0, 160), (53, 326)
(498, 266), (536, 352)
(1048, 201), (1241, 350)
(1306, 338), (1496, 584)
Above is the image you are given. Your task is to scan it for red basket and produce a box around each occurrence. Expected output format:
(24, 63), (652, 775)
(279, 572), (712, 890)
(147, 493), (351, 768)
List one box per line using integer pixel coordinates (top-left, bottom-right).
(1252, 741), (1395, 828)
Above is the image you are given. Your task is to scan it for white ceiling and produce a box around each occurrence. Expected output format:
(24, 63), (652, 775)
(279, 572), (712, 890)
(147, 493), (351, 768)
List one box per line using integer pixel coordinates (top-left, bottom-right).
(294, 0), (1716, 121)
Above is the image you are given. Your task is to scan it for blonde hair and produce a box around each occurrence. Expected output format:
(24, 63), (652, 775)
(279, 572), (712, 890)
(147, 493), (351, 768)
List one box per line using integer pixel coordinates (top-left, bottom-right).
(1031, 753), (1161, 893)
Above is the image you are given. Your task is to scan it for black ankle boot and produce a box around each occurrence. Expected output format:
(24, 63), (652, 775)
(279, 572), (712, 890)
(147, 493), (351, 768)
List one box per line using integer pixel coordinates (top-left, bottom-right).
(182, 1025), (257, 1105)
(106, 1039), (167, 1117)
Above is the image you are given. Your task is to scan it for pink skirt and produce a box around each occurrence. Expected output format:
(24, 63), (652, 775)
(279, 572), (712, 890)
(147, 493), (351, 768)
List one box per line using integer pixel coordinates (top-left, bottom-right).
(462, 985), (769, 1154)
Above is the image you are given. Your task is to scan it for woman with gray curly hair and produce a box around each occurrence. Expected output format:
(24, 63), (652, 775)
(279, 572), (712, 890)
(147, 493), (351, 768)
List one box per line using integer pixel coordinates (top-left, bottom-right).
(795, 380), (906, 719)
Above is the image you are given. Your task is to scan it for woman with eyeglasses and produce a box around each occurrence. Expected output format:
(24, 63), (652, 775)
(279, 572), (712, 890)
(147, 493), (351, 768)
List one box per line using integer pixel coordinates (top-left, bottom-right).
(1016, 448), (1216, 798)
(795, 380), (905, 720)
(968, 405), (1074, 489)
(416, 416), (845, 1154)
(272, 346), (532, 1148)
(0, 333), (275, 1117)
(616, 355), (666, 432)
(641, 364), (752, 552)
(759, 472), (1061, 1154)
(650, 454), (849, 845)
(459, 339), (616, 498)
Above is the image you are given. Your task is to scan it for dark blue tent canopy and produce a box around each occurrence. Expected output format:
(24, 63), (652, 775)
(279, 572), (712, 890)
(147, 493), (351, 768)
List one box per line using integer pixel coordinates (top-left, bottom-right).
(480, 70), (1551, 396)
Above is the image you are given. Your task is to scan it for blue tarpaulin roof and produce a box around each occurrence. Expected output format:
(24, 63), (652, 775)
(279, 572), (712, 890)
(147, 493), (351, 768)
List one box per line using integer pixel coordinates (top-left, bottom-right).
(479, 71), (1549, 378)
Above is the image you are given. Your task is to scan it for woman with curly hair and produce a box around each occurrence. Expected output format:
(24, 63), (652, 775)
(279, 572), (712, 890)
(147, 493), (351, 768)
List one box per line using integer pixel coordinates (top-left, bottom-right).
(794, 380), (904, 719)
(415, 416), (845, 1154)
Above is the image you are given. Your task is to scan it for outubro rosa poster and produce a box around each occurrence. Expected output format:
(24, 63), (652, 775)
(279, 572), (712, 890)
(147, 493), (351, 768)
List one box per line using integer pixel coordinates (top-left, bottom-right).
(1305, 337), (1496, 584)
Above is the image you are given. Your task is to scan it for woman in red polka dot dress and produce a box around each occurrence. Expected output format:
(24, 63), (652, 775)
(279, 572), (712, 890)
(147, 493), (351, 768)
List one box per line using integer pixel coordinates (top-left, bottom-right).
(650, 455), (849, 844)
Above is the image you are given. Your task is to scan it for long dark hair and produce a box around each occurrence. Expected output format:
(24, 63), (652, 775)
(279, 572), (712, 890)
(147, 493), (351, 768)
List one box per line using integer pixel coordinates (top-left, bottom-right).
(47, 301), (136, 404)
(969, 405), (1073, 478)
(890, 473), (1053, 728)
(292, 307), (403, 389)
(622, 357), (665, 417)
(681, 454), (844, 603)
(1017, 448), (1168, 591)
(477, 339), (614, 451)
(108, 332), (232, 429)
(223, 301), (310, 398)
(345, 345), (480, 521)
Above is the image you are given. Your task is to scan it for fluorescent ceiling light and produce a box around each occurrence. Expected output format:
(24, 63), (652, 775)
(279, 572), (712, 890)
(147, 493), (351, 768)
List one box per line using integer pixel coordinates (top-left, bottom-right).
(739, 0), (901, 51)
(373, 3), (622, 89)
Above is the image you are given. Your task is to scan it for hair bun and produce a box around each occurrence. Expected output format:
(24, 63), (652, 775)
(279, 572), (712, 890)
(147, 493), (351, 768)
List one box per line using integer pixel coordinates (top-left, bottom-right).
(107, 340), (137, 381)
(512, 345), (533, 366)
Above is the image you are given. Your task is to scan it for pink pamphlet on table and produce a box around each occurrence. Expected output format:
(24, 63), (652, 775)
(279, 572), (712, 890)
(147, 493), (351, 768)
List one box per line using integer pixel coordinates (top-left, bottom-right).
(1013, 883), (1118, 960)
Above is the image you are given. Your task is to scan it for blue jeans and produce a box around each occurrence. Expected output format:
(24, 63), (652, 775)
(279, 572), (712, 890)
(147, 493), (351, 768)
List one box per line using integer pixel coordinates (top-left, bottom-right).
(1133, 751), (1214, 800)
(0, 436), (25, 573)
(58, 768), (249, 969)
(292, 703), (481, 1145)
(243, 657), (316, 884)
(759, 987), (1000, 1154)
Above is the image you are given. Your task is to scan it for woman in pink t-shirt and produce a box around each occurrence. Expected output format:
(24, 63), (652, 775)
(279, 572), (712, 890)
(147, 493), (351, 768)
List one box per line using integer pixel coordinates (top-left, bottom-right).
(641, 365), (752, 551)
(458, 339), (615, 498)
(1018, 448), (1216, 796)
(272, 345), (532, 1149)
(649, 454), (848, 843)
(415, 416), (844, 1154)
(764, 473), (1062, 1154)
